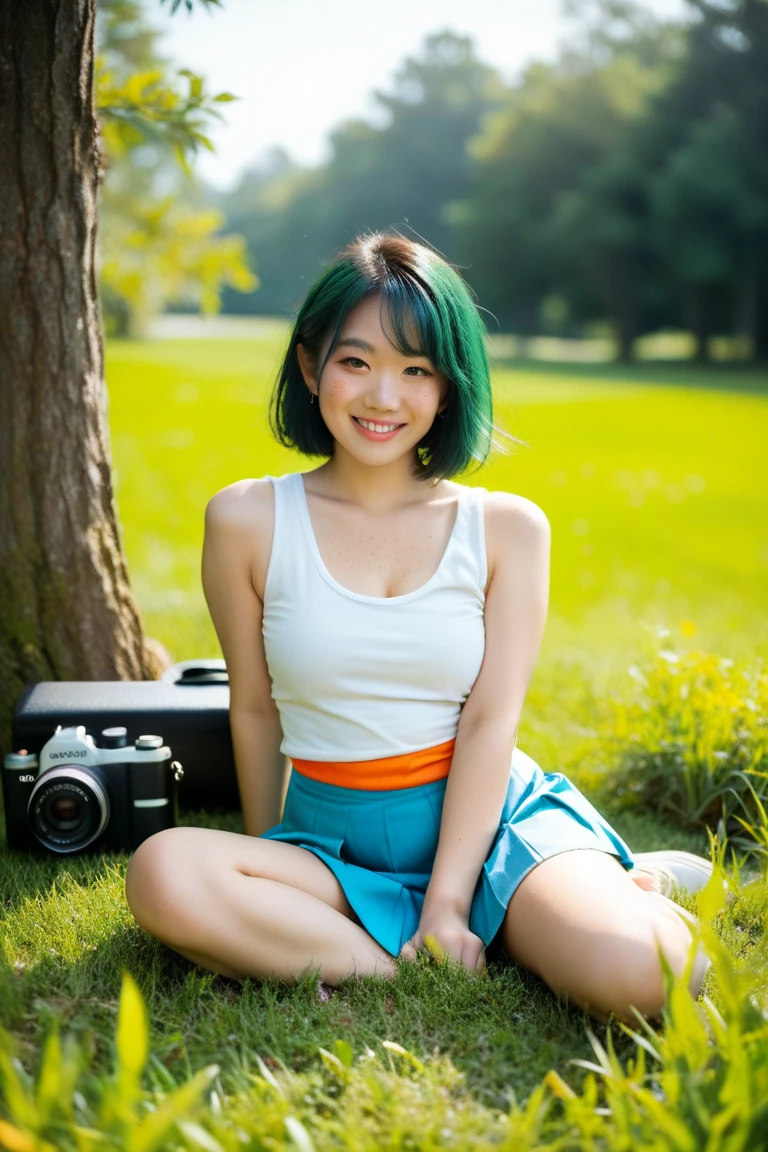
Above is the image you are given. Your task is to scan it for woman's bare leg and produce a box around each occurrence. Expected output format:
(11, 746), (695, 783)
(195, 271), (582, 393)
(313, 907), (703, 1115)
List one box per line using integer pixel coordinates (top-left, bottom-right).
(125, 826), (397, 984)
(499, 849), (710, 1026)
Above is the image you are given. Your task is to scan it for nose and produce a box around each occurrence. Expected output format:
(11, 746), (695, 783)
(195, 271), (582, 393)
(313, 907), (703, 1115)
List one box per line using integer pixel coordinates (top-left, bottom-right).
(363, 369), (401, 415)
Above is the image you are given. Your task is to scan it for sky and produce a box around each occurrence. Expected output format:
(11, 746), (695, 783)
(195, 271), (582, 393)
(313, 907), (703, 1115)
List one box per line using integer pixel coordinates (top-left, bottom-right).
(145, 0), (690, 191)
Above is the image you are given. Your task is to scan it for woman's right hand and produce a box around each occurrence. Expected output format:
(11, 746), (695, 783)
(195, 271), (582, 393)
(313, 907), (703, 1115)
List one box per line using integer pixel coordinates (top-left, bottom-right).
(399, 909), (486, 972)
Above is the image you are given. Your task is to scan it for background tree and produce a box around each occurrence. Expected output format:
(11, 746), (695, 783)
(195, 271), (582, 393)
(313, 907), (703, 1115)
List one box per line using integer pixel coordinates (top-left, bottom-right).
(0, 0), (238, 756)
(454, 0), (768, 360)
(205, 0), (768, 362)
(646, 0), (768, 360)
(214, 31), (503, 316)
(449, 3), (682, 356)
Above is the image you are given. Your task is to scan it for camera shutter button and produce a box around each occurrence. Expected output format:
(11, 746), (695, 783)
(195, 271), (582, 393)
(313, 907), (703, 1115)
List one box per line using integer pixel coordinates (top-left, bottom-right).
(135, 735), (163, 750)
(102, 727), (128, 749)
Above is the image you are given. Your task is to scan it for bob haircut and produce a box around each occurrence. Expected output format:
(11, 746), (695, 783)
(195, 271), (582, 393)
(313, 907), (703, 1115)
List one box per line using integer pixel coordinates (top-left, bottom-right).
(269, 231), (514, 482)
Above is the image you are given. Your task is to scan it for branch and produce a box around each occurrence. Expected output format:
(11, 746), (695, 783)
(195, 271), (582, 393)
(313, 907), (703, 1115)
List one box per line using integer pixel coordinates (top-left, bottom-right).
(159, 0), (224, 14)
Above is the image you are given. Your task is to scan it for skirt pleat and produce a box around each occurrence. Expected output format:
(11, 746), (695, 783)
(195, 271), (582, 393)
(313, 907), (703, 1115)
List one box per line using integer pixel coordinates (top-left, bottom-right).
(260, 745), (636, 958)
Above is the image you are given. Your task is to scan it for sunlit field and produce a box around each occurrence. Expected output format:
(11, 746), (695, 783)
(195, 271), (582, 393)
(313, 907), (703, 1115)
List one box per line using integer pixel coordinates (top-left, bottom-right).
(1, 333), (765, 1150)
(106, 329), (768, 696)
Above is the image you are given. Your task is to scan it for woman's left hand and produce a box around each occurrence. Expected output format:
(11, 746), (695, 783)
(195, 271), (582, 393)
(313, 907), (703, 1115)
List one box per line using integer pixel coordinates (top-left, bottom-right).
(399, 909), (486, 972)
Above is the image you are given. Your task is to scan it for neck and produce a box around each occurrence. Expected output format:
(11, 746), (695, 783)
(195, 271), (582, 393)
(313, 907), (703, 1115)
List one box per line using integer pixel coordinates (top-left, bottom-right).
(308, 449), (441, 513)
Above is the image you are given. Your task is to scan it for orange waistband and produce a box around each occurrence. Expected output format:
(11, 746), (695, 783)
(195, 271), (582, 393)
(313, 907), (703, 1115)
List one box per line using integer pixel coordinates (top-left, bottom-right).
(290, 738), (456, 790)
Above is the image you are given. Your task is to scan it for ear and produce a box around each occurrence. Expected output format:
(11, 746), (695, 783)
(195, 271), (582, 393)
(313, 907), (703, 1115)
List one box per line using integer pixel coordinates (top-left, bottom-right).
(296, 343), (318, 395)
(437, 381), (450, 417)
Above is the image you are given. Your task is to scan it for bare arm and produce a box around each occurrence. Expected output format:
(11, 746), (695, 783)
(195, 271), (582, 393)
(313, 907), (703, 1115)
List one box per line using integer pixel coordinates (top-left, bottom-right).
(201, 481), (289, 837)
(423, 494), (551, 919)
(229, 710), (288, 837)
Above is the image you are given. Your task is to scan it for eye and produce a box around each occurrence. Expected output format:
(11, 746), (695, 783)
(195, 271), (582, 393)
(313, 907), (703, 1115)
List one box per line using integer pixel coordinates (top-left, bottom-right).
(405, 366), (431, 377)
(341, 356), (367, 369)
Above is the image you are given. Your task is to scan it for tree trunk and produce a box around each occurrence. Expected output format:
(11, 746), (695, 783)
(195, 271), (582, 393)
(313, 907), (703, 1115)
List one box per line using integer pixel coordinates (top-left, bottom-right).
(734, 267), (757, 356)
(686, 285), (711, 364)
(753, 273), (768, 363)
(0, 0), (154, 758)
(601, 251), (638, 364)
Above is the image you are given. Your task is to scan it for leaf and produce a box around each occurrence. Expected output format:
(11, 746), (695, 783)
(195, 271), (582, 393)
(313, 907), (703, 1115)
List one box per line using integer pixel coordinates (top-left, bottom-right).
(569, 1058), (612, 1077)
(332, 1038), (354, 1068)
(317, 1047), (350, 1082)
(146, 1052), (179, 1093)
(617, 1027), (662, 1063)
(629, 1090), (699, 1148)
(184, 71), (204, 101)
(698, 861), (728, 925)
(128, 1064), (220, 1152)
(382, 1040), (425, 1073)
(544, 1069), (576, 1099)
(116, 971), (149, 1083)
(0, 1050), (35, 1130)
(212, 93), (237, 103)
(175, 1121), (225, 1151)
(284, 1115), (316, 1152)
(0, 1120), (35, 1152)
(34, 1027), (63, 1124)
(253, 1054), (283, 1094)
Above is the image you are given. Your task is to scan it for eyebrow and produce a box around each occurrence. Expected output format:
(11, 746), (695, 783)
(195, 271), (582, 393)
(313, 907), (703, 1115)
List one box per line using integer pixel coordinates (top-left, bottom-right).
(336, 337), (375, 353)
(336, 336), (429, 357)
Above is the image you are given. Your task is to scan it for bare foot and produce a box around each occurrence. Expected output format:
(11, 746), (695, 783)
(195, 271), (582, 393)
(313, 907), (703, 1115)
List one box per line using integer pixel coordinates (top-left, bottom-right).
(630, 869), (662, 894)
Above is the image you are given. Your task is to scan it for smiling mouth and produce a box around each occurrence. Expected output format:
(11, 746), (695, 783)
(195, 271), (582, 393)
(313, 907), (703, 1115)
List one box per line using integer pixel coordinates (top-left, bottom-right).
(352, 417), (406, 432)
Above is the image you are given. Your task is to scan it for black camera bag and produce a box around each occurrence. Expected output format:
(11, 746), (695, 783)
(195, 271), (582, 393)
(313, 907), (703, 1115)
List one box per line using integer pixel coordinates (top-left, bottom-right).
(11, 660), (240, 811)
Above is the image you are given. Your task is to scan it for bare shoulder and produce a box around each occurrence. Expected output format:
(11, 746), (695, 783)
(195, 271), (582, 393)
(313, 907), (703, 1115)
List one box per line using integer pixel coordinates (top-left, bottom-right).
(483, 489), (550, 533)
(204, 478), (276, 600)
(478, 489), (550, 588)
(205, 477), (273, 523)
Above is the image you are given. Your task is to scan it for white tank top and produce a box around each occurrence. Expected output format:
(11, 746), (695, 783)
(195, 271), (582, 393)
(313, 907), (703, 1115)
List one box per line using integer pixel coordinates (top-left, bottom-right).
(261, 471), (488, 761)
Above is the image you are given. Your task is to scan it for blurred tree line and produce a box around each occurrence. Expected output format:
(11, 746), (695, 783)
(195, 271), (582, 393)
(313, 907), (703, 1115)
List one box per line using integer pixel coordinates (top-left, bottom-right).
(209, 0), (768, 363)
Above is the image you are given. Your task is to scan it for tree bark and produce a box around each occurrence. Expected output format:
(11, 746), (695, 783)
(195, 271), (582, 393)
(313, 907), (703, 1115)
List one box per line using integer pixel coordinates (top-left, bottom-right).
(0, 0), (153, 758)
(685, 285), (711, 364)
(601, 251), (638, 363)
(753, 273), (768, 363)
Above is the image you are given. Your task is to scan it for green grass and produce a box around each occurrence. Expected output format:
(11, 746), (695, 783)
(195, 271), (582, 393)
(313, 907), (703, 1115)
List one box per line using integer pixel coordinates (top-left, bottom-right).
(1, 332), (767, 1146)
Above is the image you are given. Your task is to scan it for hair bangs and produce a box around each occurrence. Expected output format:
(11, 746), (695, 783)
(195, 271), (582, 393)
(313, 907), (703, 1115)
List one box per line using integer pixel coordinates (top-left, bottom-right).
(378, 274), (443, 368)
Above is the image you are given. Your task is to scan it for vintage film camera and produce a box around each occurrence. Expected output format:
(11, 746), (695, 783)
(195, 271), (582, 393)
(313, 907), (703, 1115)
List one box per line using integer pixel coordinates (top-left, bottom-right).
(10, 660), (237, 812)
(3, 724), (183, 855)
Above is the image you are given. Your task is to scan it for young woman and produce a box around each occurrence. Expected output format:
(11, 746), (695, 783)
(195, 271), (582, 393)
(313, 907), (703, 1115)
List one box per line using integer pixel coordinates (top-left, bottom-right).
(125, 232), (712, 1026)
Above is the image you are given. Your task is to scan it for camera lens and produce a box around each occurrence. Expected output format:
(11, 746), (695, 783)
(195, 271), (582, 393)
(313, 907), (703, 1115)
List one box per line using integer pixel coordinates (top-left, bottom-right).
(28, 767), (110, 854)
(49, 795), (81, 827)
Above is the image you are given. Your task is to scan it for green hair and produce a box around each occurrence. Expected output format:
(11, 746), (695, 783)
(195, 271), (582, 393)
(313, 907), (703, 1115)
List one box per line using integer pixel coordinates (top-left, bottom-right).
(269, 231), (514, 481)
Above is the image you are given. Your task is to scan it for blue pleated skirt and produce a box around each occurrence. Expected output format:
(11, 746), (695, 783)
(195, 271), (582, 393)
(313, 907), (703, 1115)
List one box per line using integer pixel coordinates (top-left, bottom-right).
(260, 745), (636, 958)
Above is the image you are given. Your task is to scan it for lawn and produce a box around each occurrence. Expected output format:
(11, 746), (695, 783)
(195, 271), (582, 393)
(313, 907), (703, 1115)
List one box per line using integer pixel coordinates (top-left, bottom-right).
(1, 332), (767, 1147)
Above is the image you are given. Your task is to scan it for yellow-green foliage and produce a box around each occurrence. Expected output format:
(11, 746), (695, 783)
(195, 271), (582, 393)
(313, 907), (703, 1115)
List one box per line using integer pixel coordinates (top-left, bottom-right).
(100, 199), (258, 334)
(96, 58), (235, 173)
(95, 41), (257, 335)
(1, 867), (767, 1150)
(608, 645), (768, 849)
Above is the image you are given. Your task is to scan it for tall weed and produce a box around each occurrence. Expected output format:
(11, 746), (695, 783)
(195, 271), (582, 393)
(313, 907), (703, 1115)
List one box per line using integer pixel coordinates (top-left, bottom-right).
(606, 644), (768, 854)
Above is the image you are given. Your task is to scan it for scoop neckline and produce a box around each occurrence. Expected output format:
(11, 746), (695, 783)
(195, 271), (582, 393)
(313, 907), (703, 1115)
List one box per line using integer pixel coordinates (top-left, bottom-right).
(293, 472), (469, 604)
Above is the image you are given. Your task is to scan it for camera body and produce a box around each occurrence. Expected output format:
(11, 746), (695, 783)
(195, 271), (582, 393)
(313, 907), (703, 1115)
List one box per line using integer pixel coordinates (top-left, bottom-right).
(3, 724), (183, 855)
(12, 663), (236, 810)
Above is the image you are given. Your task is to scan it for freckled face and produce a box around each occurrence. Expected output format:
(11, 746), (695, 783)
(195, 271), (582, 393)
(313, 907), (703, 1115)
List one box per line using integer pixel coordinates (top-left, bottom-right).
(299, 294), (449, 463)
